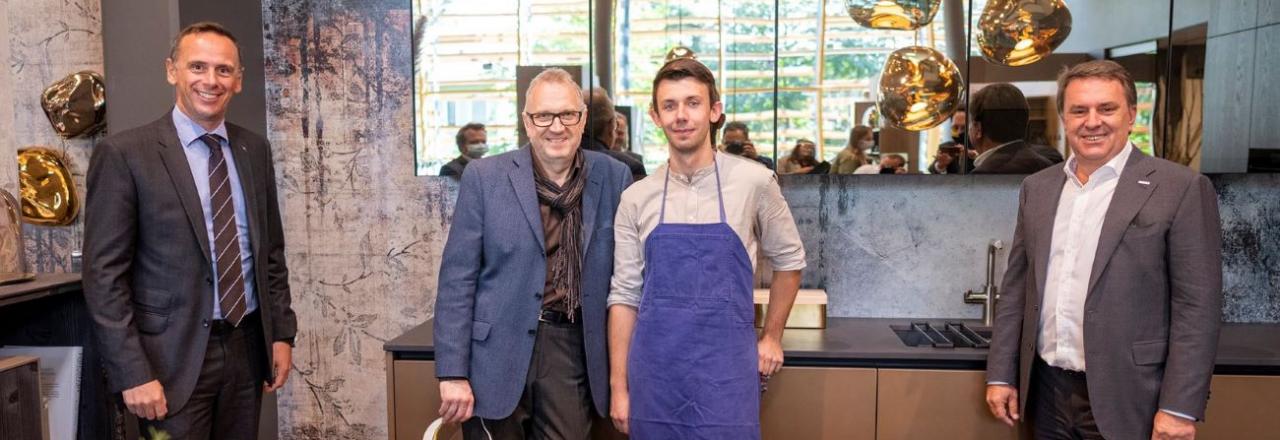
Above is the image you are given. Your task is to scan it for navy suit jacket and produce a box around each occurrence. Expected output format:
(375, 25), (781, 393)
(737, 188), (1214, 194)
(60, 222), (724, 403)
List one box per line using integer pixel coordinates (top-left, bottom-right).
(434, 147), (631, 419)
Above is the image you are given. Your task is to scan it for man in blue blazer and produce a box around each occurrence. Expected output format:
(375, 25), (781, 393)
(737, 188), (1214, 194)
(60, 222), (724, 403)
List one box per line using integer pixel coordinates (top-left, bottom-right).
(434, 68), (632, 439)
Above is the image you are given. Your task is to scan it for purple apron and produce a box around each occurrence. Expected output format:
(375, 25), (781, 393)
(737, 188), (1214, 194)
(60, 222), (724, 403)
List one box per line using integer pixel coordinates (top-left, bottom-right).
(628, 159), (760, 440)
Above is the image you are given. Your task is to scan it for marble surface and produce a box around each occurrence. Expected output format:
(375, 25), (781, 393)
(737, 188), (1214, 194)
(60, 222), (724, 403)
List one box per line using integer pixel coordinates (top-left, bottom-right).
(1214, 173), (1280, 323)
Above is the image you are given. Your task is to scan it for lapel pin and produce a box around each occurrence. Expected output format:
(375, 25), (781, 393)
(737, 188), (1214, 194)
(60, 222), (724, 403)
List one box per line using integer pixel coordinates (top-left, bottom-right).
(1138, 180), (1150, 185)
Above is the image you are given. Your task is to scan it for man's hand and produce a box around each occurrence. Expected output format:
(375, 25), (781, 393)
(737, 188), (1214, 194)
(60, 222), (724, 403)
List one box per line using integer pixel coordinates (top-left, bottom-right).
(264, 341), (292, 392)
(1151, 411), (1196, 440)
(985, 384), (1020, 427)
(610, 388), (630, 434)
(439, 379), (475, 423)
(123, 380), (168, 420)
(757, 336), (784, 376)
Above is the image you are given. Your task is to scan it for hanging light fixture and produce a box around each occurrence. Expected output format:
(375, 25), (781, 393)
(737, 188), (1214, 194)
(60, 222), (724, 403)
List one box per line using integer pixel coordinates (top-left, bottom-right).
(844, 0), (942, 30)
(978, 0), (1073, 66)
(665, 45), (697, 63)
(877, 46), (964, 131)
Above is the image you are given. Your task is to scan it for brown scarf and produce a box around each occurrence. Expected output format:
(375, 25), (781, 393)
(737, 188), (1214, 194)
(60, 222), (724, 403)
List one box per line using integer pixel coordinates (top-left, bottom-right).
(533, 150), (587, 316)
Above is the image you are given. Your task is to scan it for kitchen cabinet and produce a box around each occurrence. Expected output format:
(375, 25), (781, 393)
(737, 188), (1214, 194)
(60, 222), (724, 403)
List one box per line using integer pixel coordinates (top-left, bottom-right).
(876, 369), (1017, 440)
(1199, 374), (1280, 439)
(761, 367), (876, 440)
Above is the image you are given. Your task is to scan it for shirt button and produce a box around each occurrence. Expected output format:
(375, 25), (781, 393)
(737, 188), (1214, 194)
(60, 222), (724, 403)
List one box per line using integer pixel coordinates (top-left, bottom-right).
(202, 319), (210, 328)
(535, 292), (543, 299)
(528, 329), (536, 335)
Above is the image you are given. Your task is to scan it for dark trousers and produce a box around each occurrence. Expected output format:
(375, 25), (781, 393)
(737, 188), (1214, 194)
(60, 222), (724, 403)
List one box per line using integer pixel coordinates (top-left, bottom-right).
(1028, 357), (1104, 440)
(140, 312), (267, 440)
(463, 320), (594, 440)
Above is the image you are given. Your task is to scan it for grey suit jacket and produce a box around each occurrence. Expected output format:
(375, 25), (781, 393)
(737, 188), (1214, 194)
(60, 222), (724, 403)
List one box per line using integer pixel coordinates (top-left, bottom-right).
(83, 115), (297, 413)
(987, 148), (1223, 439)
(434, 147), (632, 419)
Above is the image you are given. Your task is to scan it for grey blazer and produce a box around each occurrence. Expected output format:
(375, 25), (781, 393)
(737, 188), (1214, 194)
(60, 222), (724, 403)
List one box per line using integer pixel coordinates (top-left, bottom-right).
(434, 147), (631, 419)
(987, 148), (1223, 439)
(83, 115), (297, 414)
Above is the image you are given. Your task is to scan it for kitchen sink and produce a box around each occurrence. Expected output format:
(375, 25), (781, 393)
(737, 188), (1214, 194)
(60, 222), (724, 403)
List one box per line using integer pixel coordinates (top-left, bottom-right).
(891, 322), (993, 348)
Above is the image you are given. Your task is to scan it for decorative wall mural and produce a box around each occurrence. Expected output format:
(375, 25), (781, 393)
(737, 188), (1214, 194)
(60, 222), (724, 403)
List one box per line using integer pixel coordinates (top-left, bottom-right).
(877, 45), (964, 131)
(844, 0), (942, 30)
(977, 0), (1073, 66)
(41, 70), (107, 138)
(17, 147), (79, 226)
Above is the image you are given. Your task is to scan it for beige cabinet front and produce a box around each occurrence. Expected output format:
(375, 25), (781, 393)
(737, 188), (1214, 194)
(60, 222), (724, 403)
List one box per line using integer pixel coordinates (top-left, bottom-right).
(876, 369), (1018, 440)
(1198, 374), (1280, 439)
(761, 366), (877, 440)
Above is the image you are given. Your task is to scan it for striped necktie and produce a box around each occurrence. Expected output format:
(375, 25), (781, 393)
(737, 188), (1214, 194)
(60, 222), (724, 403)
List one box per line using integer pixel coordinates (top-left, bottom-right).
(199, 133), (247, 326)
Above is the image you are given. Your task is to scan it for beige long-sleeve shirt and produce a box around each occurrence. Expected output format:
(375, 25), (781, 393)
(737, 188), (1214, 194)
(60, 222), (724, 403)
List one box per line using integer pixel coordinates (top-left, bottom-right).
(608, 152), (806, 308)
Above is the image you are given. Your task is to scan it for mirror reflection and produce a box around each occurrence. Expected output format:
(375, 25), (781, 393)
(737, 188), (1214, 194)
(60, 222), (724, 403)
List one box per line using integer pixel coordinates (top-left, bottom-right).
(412, 0), (1278, 176)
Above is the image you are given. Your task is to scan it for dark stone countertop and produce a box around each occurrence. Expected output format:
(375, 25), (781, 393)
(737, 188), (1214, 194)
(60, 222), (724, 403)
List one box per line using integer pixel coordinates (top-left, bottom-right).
(0, 273), (83, 308)
(385, 317), (1280, 374)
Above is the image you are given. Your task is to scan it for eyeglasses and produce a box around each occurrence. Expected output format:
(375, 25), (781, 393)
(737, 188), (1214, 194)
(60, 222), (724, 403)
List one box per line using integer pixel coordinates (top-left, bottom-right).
(525, 111), (584, 128)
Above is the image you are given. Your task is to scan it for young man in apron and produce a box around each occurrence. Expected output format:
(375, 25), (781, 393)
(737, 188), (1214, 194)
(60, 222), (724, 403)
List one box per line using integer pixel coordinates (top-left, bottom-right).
(606, 58), (806, 439)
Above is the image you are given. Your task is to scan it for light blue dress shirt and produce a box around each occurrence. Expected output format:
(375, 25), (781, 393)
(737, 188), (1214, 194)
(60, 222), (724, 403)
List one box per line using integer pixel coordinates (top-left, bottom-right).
(172, 108), (258, 319)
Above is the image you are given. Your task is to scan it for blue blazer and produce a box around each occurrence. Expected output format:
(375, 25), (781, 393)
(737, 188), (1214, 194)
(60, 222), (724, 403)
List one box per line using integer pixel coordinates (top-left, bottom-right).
(434, 147), (632, 419)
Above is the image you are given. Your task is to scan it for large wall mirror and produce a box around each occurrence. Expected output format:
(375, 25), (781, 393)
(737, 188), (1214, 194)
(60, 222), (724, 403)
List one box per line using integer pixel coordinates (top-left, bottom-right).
(411, 0), (1279, 176)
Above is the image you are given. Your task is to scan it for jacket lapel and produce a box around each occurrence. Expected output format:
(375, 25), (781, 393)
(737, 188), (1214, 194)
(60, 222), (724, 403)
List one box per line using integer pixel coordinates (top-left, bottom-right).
(227, 131), (263, 260)
(155, 117), (212, 266)
(579, 155), (603, 257)
(1086, 150), (1157, 299)
(510, 148), (546, 252)
(1032, 170), (1067, 302)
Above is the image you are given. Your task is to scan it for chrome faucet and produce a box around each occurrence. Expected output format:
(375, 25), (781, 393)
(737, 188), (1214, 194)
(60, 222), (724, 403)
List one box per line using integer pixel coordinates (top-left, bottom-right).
(964, 239), (1005, 327)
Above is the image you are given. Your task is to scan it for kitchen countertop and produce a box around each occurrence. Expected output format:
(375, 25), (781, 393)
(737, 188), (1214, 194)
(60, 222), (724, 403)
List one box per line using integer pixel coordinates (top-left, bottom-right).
(385, 317), (1280, 374)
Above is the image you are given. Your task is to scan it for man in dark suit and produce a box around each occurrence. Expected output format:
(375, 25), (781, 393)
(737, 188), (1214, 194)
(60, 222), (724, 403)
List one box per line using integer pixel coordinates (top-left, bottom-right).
(434, 68), (631, 439)
(968, 83), (1056, 175)
(440, 123), (487, 178)
(83, 22), (297, 439)
(986, 60), (1222, 440)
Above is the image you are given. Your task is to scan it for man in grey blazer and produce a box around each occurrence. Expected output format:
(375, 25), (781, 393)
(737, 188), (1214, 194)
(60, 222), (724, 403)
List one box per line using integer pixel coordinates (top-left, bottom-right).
(434, 68), (631, 439)
(986, 60), (1222, 440)
(83, 22), (297, 439)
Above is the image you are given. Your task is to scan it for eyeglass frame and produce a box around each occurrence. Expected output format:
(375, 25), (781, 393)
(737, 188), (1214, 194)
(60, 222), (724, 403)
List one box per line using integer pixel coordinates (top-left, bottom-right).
(524, 109), (585, 128)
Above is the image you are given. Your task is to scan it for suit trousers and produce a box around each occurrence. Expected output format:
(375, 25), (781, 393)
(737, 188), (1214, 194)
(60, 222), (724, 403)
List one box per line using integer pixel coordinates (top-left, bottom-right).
(140, 311), (267, 440)
(463, 320), (593, 440)
(1029, 356), (1104, 440)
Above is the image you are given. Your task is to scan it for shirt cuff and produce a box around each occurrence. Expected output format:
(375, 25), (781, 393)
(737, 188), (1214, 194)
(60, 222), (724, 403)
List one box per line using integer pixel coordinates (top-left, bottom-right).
(986, 381), (1011, 386)
(1160, 409), (1197, 422)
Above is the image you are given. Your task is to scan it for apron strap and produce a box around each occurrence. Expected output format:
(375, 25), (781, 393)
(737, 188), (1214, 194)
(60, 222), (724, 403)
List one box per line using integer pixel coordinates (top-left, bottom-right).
(658, 153), (728, 225)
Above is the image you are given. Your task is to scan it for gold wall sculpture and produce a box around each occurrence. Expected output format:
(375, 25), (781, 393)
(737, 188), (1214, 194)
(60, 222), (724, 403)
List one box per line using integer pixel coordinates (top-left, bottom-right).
(41, 70), (107, 138)
(0, 189), (33, 284)
(17, 147), (79, 226)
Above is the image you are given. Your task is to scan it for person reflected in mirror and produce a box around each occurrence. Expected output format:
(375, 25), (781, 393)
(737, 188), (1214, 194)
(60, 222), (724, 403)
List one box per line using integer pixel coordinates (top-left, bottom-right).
(608, 58), (804, 439)
(778, 138), (829, 175)
(584, 87), (648, 182)
(876, 153), (909, 174)
(986, 60), (1222, 440)
(968, 83), (1057, 175)
(614, 111), (645, 165)
(440, 122), (487, 178)
(831, 125), (873, 174)
(434, 68), (632, 439)
(929, 141), (961, 174)
(721, 121), (776, 170)
(950, 107), (977, 173)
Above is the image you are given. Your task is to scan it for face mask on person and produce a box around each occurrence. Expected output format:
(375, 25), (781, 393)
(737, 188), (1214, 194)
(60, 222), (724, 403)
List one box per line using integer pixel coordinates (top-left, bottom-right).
(858, 140), (874, 150)
(464, 143), (488, 159)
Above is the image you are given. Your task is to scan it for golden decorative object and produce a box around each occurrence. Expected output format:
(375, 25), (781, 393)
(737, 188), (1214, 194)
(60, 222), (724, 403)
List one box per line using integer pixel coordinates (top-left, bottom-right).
(754, 289), (828, 329)
(41, 71), (107, 138)
(0, 189), (34, 284)
(877, 46), (964, 131)
(845, 0), (942, 30)
(664, 45), (697, 63)
(977, 0), (1073, 66)
(18, 147), (79, 226)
